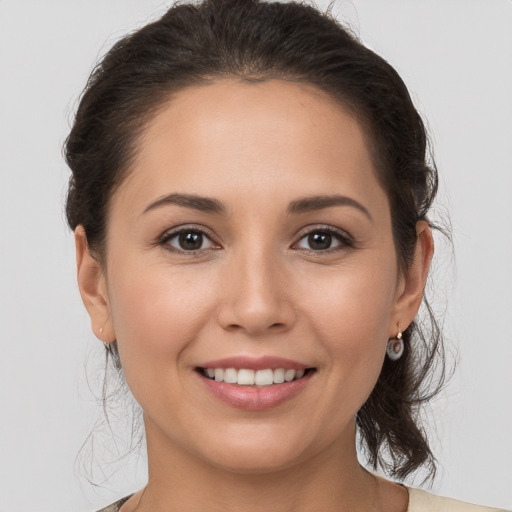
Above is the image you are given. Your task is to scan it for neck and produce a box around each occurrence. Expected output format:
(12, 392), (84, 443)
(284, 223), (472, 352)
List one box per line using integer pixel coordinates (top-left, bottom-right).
(128, 418), (402, 512)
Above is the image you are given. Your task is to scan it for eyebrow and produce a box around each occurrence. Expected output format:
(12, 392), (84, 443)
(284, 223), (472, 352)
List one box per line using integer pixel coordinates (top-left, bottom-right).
(142, 192), (372, 221)
(287, 194), (373, 221)
(142, 193), (226, 215)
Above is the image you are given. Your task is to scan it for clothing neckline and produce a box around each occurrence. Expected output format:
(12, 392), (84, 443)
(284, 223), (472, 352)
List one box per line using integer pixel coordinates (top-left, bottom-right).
(101, 487), (409, 512)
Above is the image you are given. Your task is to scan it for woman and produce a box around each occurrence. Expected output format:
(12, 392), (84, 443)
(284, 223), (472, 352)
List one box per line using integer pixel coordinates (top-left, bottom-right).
(64, 1), (508, 511)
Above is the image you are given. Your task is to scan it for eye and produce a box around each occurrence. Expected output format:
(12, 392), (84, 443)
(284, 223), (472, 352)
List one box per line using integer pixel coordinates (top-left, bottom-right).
(163, 228), (216, 252)
(295, 229), (351, 252)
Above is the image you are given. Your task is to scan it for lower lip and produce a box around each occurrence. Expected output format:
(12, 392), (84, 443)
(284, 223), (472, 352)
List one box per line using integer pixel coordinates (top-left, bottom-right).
(198, 371), (314, 410)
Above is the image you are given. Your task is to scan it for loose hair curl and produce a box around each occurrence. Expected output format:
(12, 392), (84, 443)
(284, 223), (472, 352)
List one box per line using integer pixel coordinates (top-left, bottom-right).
(66, 0), (447, 481)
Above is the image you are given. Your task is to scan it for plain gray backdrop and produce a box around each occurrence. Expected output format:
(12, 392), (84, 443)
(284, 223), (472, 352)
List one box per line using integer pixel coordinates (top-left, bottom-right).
(0, 1), (511, 510)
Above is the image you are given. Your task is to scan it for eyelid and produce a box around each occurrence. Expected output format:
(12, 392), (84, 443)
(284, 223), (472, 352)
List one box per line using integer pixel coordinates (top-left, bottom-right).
(158, 224), (221, 253)
(156, 223), (354, 254)
(292, 225), (354, 251)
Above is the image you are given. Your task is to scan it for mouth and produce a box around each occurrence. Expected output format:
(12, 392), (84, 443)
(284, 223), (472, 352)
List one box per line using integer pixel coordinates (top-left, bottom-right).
(196, 367), (316, 386)
(195, 362), (317, 410)
(195, 356), (317, 409)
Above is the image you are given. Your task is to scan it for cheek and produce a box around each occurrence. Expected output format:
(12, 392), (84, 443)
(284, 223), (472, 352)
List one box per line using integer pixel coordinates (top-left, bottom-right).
(106, 260), (215, 387)
(298, 257), (398, 380)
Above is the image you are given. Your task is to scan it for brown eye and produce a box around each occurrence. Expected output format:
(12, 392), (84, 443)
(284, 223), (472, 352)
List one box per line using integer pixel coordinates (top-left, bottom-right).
(166, 229), (214, 251)
(307, 232), (332, 250)
(296, 229), (349, 252)
(179, 232), (203, 250)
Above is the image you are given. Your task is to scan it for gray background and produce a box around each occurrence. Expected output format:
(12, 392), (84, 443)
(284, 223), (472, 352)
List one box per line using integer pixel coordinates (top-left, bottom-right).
(0, 1), (511, 510)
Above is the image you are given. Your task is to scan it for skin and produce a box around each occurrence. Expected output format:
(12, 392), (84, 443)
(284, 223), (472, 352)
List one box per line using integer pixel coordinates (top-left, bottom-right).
(76, 79), (433, 511)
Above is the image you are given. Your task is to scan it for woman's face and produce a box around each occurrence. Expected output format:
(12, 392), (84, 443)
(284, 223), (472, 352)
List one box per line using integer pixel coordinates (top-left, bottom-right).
(77, 79), (429, 473)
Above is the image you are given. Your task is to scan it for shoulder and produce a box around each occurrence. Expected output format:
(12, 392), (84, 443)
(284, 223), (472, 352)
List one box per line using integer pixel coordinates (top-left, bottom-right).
(95, 495), (133, 512)
(407, 488), (510, 512)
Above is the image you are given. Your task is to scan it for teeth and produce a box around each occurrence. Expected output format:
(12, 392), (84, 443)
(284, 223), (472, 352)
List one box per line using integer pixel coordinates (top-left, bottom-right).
(238, 369), (255, 385)
(223, 368), (238, 384)
(284, 369), (296, 382)
(255, 369), (274, 386)
(273, 368), (285, 384)
(203, 367), (308, 385)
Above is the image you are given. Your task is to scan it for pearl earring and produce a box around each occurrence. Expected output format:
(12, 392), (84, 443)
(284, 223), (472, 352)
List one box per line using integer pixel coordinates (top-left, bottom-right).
(387, 326), (404, 361)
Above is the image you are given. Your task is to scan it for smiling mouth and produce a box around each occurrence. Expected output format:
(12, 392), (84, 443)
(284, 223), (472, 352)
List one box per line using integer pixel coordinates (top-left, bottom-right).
(197, 367), (316, 386)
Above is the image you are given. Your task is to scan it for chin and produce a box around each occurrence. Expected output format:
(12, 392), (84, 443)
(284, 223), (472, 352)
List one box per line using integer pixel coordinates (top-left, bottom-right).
(192, 428), (319, 475)
(184, 434), (305, 474)
(205, 447), (304, 475)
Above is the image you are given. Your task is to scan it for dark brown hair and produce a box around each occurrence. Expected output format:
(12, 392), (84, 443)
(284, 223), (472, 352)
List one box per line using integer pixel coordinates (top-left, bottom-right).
(66, 0), (447, 481)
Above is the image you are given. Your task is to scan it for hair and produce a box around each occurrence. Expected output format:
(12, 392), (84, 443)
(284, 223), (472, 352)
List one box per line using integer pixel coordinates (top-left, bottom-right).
(65, 0), (447, 481)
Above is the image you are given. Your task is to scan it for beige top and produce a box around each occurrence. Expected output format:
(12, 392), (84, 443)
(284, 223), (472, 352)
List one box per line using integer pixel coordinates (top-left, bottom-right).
(97, 488), (510, 511)
(407, 488), (509, 512)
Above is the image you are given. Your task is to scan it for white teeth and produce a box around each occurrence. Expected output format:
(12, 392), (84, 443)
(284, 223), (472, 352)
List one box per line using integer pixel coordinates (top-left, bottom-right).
(284, 369), (296, 382)
(203, 367), (308, 385)
(273, 368), (285, 384)
(223, 368), (238, 384)
(255, 369), (274, 386)
(237, 369), (255, 385)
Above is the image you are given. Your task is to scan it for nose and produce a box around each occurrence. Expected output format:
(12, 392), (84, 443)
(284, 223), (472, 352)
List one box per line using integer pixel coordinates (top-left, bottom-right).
(216, 248), (297, 337)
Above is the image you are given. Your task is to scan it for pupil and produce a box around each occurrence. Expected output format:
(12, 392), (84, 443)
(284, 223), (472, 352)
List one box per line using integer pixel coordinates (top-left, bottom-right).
(179, 232), (202, 250)
(309, 232), (331, 250)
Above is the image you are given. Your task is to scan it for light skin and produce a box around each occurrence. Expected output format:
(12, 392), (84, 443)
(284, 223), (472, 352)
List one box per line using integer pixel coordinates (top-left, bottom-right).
(76, 79), (433, 511)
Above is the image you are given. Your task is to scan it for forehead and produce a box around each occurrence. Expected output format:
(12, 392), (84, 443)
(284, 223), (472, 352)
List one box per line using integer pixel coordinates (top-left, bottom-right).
(115, 78), (386, 215)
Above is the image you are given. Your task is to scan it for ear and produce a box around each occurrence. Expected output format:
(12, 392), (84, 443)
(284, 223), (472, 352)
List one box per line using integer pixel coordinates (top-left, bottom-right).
(390, 220), (434, 336)
(75, 226), (115, 342)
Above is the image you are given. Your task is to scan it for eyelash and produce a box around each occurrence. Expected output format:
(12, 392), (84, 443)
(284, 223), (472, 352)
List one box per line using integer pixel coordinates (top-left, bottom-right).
(158, 225), (354, 255)
(159, 226), (219, 254)
(293, 226), (354, 253)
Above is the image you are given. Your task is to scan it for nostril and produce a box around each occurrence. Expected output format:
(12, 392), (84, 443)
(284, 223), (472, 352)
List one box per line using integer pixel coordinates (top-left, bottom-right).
(216, 286), (297, 336)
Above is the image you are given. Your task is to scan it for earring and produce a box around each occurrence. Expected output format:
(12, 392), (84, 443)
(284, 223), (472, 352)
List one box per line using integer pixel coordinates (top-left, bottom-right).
(387, 326), (404, 361)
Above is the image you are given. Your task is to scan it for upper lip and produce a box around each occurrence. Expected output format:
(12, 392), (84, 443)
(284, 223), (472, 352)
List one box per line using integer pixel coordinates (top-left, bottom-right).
(197, 355), (311, 371)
